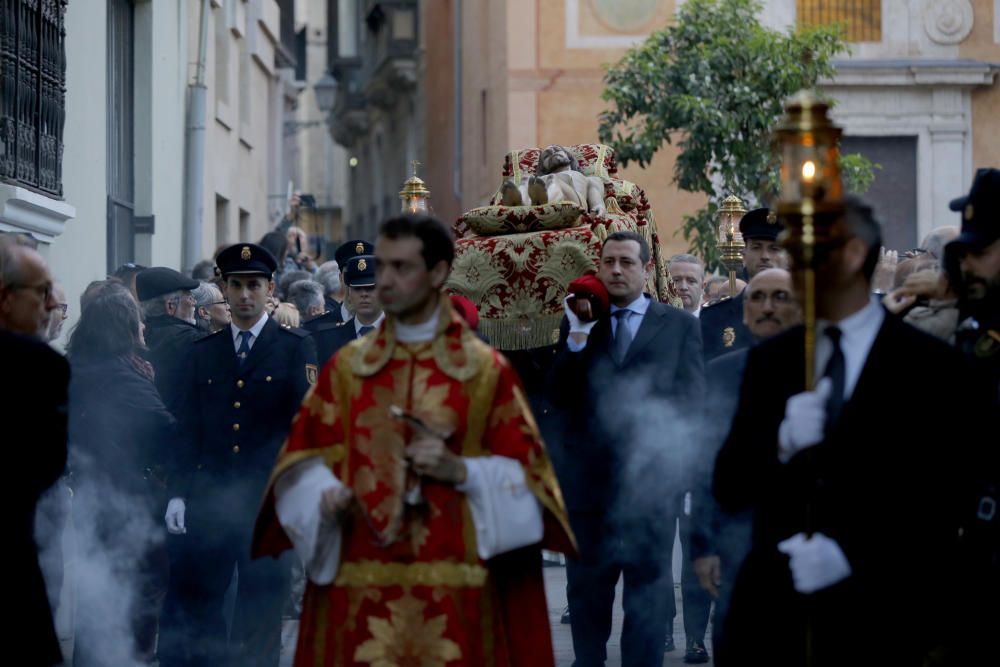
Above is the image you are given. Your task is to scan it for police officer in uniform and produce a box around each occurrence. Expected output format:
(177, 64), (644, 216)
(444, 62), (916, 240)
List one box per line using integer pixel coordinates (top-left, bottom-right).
(312, 254), (384, 365)
(944, 167), (1000, 664)
(700, 208), (787, 360)
(302, 239), (374, 330)
(159, 243), (317, 667)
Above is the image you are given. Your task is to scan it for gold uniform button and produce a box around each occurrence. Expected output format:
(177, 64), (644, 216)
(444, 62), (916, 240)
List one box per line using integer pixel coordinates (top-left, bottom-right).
(265, 375), (272, 382)
(237, 380), (245, 388)
(233, 423), (240, 432)
(233, 401), (241, 409)
(232, 445), (240, 453)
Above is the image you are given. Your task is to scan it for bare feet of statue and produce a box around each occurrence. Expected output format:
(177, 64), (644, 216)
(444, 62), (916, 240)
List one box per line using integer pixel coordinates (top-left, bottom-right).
(528, 176), (548, 205)
(500, 180), (523, 206)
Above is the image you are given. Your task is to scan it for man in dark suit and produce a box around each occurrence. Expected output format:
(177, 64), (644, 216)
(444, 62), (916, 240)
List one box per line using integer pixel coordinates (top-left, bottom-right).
(302, 239), (374, 332)
(689, 268), (801, 662)
(159, 243), (317, 667)
(548, 231), (705, 667)
(713, 200), (984, 666)
(700, 208), (787, 360)
(312, 254), (383, 365)
(137, 267), (203, 416)
(2, 329), (69, 667)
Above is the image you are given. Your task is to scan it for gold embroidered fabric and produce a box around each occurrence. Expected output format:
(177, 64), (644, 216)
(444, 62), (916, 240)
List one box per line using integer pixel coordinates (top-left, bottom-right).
(334, 561), (489, 588)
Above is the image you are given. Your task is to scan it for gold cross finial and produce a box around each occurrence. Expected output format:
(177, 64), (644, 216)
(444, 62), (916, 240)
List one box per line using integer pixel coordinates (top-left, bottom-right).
(411, 160), (421, 177)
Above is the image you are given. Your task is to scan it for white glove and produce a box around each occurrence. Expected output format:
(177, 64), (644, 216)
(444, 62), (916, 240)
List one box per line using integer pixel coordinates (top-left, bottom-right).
(778, 532), (852, 594)
(777, 377), (831, 463)
(564, 295), (598, 335)
(165, 497), (187, 534)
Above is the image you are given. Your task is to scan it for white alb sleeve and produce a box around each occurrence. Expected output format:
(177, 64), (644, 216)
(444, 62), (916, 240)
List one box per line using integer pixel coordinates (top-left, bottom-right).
(456, 456), (544, 560)
(274, 457), (344, 585)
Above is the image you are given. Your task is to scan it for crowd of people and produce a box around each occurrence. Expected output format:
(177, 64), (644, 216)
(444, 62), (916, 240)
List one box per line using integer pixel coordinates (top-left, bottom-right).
(3, 168), (997, 667)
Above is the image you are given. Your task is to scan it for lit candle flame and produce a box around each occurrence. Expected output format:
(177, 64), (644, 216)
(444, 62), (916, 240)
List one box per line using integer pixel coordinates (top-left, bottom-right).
(801, 160), (816, 182)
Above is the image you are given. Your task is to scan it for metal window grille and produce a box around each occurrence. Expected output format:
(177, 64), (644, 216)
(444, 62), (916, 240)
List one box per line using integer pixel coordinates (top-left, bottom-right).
(797, 0), (881, 43)
(0, 0), (67, 198)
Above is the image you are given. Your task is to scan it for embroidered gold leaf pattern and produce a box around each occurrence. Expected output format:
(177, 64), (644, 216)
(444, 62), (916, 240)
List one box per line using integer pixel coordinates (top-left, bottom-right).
(353, 593), (462, 667)
(304, 391), (338, 426)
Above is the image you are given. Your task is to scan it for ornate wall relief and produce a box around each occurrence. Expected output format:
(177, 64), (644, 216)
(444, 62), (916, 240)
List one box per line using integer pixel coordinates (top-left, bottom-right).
(923, 0), (974, 44)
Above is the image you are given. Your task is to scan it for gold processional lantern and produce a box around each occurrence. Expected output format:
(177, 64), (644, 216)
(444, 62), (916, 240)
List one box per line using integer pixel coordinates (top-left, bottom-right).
(399, 160), (431, 214)
(773, 90), (846, 390)
(717, 195), (747, 299)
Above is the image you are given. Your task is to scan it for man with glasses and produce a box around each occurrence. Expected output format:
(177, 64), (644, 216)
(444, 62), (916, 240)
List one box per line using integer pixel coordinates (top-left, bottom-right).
(192, 281), (231, 334)
(0, 234), (70, 665)
(0, 236), (59, 339)
(44, 283), (69, 343)
(136, 267), (201, 416)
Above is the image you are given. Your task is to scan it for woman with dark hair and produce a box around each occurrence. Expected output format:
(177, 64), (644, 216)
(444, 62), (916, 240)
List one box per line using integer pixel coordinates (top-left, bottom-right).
(67, 286), (182, 665)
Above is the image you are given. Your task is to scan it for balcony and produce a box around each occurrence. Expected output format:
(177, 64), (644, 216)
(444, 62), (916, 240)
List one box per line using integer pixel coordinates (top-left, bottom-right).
(0, 0), (67, 199)
(360, 1), (418, 110)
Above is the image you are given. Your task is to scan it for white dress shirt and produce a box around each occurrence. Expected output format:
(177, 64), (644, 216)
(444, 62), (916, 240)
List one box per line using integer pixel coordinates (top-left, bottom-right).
(354, 313), (385, 337)
(230, 312), (269, 353)
(814, 296), (884, 401)
(568, 293), (651, 352)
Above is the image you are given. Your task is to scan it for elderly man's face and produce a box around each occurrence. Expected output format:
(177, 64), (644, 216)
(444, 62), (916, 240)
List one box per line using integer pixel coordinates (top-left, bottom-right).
(669, 262), (705, 312)
(743, 269), (801, 339)
(957, 237), (1000, 303)
(0, 247), (57, 338)
(44, 283), (68, 342)
(538, 145), (572, 174)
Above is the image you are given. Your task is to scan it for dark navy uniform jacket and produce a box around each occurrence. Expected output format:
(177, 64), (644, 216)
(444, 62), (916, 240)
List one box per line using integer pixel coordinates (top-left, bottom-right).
(177, 316), (317, 528)
(699, 292), (750, 362)
(312, 318), (361, 367)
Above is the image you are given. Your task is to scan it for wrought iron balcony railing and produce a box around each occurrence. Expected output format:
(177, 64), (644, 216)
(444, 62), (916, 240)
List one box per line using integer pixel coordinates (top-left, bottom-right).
(0, 0), (67, 198)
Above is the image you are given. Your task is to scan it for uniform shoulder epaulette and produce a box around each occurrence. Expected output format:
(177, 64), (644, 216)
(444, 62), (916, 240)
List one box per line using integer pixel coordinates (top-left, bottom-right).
(702, 296), (732, 310)
(195, 328), (229, 343)
(279, 325), (310, 338)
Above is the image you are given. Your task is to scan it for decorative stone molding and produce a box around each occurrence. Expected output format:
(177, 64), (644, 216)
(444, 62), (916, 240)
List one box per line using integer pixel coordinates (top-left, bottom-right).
(923, 0), (974, 45)
(0, 184), (75, 244)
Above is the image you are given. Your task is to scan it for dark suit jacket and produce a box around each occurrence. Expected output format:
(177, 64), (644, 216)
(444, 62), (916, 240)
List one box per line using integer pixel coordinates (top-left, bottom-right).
(548, 299), (705, 524)
(3, 330), (69, 665)
(312, 318), (359, 367)
(143, 314), (203, 417)
(699, 292), (751, 361)
(713, 313), (983, 666)
(178, 317), (317, 529)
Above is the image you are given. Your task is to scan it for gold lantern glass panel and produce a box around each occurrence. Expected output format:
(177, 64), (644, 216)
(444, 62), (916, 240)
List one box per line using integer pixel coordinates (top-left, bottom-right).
(399, 160), (431, 214)
(774, 91), (843, 211)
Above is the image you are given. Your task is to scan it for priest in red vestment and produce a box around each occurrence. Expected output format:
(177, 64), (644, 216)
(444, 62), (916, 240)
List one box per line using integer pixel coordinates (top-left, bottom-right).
(253, 214), (575, 667)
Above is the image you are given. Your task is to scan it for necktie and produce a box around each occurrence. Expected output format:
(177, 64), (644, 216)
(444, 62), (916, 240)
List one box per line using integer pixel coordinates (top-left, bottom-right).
(612, 309), (633, 363)
(236, 330), (251, 366)
(822, 326), (846, 430)
(358, 325), (375, 337)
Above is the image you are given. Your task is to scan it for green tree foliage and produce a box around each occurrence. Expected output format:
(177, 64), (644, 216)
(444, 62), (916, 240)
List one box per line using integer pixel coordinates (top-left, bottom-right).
(598, 0), (874, 266)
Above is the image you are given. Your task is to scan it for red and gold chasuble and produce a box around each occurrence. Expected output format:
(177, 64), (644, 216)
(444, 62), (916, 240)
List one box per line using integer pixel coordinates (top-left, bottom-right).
(253, 300), (575, 667)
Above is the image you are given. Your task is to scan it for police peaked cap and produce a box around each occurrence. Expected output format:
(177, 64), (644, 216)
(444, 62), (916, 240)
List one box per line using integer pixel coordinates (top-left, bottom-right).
(135, 267), (199, 302)
(216, 243), (278, 278)
(739, 207), (783, 241)
(335, 240), (375, 269)
(344, 255), (376, 288)
(947, 167), (1000, 250)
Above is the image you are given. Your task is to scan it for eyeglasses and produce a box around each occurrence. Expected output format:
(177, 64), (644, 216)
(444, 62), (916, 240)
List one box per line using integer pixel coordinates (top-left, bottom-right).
(56, 303), (69, 317)
(7, 281), (53, 300)
(204, 300), (228, 306)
